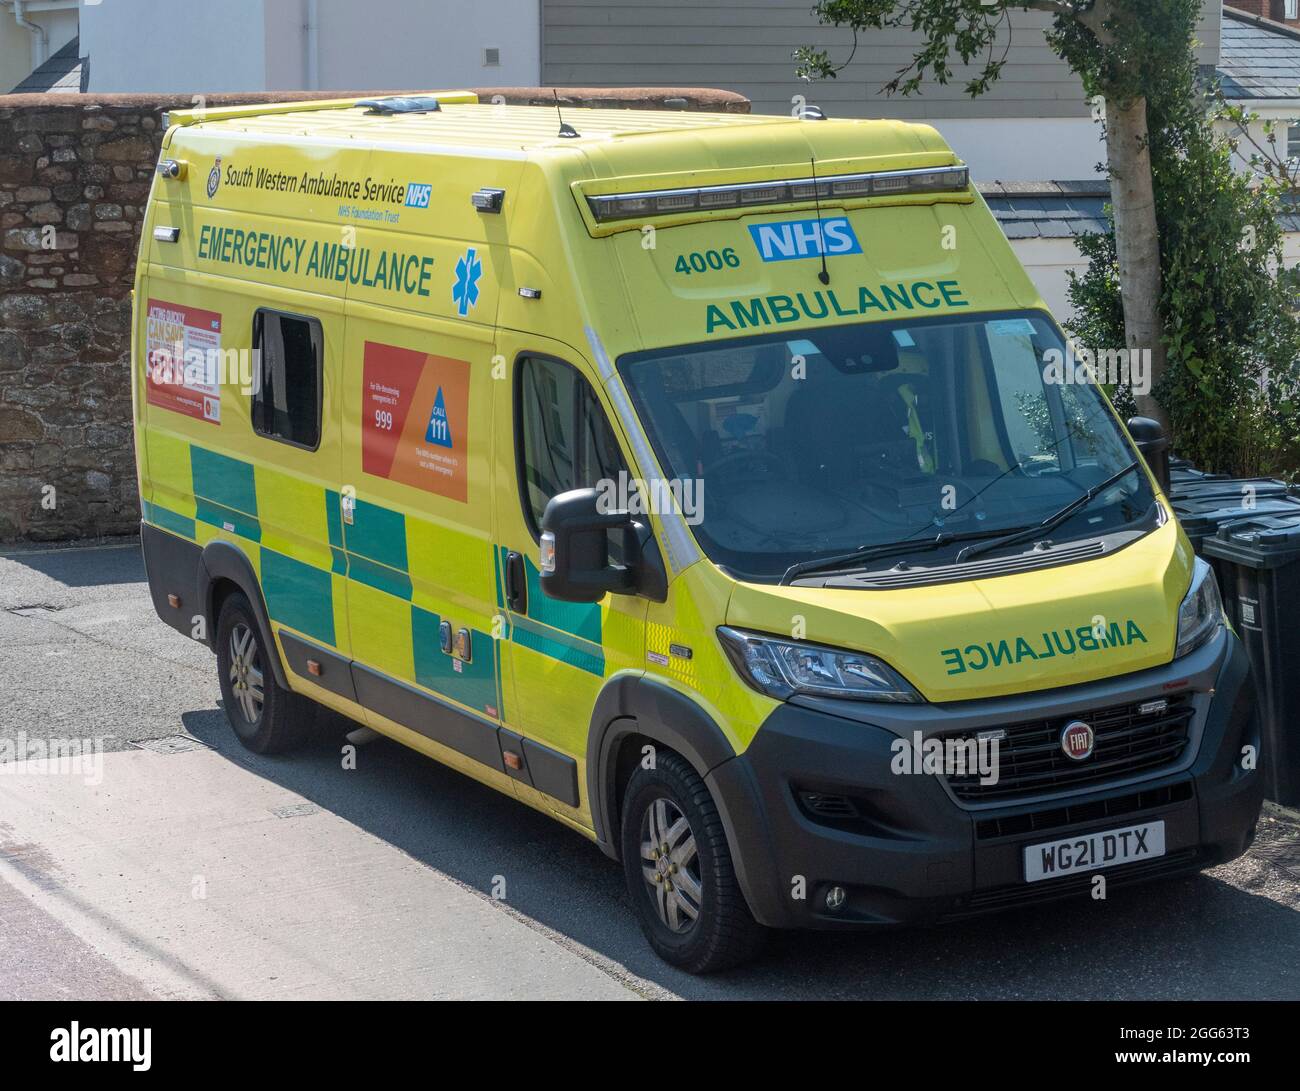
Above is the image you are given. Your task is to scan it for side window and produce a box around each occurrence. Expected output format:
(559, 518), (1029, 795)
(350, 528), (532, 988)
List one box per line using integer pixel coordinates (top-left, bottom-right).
(983, 326), (1059, 468)
(516, 356), (629, 535)
(518, 356), (578, 529)
(577, 380), (627, 488)
(252, 310), (322, 449)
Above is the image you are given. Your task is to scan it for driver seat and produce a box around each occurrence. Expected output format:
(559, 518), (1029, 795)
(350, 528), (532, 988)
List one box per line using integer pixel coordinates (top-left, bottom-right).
(785, 366), (891, 486)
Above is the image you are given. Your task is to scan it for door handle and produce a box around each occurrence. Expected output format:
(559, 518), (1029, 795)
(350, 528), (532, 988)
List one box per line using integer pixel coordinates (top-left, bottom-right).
(505, 550), (527, 614)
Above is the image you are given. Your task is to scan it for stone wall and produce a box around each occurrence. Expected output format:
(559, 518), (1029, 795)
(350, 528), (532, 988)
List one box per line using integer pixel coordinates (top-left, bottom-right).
(0, 87), (748, 543)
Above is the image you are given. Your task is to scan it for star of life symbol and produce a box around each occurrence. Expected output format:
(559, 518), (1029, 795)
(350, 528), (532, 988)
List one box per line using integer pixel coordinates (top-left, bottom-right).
(453, 247), (482, 316)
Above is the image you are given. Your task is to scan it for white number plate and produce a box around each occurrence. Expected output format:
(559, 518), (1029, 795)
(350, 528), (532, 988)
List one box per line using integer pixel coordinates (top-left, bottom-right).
(1023, 820), (1165, 883)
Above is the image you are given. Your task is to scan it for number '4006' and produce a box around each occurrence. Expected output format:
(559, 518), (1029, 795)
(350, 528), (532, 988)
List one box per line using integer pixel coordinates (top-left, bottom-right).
(674, 248), (740, 275)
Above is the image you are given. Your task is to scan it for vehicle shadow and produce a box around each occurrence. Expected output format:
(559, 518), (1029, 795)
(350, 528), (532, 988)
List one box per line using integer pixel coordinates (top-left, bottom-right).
(181, 705), (1300, 1000)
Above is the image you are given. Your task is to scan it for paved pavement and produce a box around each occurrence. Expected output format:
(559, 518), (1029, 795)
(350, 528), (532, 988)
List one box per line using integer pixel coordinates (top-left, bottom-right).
(1, 540), (1299, 1000)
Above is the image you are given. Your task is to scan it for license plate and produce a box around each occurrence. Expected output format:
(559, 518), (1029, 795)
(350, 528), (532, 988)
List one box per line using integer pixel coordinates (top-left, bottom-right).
(1023, 820), (1165, 883)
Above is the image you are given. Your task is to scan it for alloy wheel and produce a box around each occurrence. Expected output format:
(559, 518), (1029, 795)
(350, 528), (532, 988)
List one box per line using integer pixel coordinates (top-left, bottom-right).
(228, 622), (264, 724)
(640, 796), (702, 933)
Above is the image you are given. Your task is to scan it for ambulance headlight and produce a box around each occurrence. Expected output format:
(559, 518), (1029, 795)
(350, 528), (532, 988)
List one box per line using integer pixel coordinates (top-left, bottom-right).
(717, 627), (922, 703)
(1174, 557), (1224, 659)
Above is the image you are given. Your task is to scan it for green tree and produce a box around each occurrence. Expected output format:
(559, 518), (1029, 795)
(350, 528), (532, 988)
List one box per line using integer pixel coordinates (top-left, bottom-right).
(797, 0), (1201, 431)
(1066, 41), (1300, 476)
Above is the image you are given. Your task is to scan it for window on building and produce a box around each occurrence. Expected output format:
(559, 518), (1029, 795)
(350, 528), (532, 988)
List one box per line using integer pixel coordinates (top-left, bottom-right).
(1288, 0), (1298, 20)
(1287, 121), (1300, 163)
(252, 310), (323, 449)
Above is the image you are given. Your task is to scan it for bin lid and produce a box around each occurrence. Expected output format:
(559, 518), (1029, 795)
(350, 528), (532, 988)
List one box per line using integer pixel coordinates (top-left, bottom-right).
(1167, 475), (1294, 503)
(1171, 492), (1300, 537)
(1203, 510), (1300, 568)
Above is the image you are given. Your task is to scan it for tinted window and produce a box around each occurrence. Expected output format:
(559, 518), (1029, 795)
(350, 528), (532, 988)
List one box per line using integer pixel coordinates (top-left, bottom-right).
(252, 311), (322, 449)
(619, 312), (1155, 581)
(518, 356), (578, 528)
(517, 356), (629, 534)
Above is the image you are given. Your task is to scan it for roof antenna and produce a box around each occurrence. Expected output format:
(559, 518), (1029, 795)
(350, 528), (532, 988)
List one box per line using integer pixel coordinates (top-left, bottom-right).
(553, 89), (580, 139)
(809, 156), (830, 285)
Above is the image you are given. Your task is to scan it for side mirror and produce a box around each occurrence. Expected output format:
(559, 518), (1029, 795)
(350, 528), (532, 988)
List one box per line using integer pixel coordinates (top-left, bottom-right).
(1127, 416), (1171, 494)
(539, 488), (667, 603)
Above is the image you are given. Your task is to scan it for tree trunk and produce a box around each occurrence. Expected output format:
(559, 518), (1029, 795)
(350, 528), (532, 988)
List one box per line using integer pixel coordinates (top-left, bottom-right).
(1104, 94), (1170, 433)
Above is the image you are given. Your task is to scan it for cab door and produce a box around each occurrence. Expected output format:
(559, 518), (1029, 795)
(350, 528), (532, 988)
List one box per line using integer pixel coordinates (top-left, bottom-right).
(490, 336), (648, 828)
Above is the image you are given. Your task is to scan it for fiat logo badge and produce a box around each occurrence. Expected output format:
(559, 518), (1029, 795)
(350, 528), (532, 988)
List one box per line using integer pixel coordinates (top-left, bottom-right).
(1060, 720), (1095, 761)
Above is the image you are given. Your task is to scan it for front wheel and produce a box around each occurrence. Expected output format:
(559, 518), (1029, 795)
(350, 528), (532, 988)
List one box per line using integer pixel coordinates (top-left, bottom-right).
(215, 592), (314, 754)
(621, 750), (765, 973)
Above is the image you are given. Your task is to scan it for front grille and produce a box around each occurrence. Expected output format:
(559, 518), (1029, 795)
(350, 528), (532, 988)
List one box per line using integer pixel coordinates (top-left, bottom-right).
(974, 781), (1193, 840)
(942, 694), (1196, 804)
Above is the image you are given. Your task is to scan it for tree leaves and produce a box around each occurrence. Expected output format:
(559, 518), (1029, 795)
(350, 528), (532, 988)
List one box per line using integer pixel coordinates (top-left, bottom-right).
(798, 0), (1300, 477)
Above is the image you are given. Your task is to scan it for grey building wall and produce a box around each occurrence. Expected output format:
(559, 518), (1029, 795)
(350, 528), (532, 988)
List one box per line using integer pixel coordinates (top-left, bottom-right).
(542, 0), (1223, 119)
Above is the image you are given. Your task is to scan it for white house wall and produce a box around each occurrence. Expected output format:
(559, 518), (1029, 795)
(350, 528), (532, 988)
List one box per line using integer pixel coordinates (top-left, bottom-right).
(79, 0), (269, 92)
(933, 117), (1105, 182)
(78, 0), (540, 93)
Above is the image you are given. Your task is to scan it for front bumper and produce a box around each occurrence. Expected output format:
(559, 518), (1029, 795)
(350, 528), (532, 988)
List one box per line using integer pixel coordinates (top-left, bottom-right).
(707, 626), (1262, 929)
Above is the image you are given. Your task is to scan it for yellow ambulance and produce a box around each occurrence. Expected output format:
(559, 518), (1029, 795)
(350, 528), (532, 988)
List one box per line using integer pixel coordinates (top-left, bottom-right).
(133, 92), (1261, 973)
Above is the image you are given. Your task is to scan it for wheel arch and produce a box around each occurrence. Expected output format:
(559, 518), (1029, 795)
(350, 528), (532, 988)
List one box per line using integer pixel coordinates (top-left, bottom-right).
(586, 675), (744, 858)
(197, 540), (290, 690)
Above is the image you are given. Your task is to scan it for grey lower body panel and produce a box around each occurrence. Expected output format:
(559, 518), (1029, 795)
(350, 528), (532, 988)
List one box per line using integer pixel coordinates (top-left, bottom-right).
(351, 661), (506, 773)
(140, 520), (203, 639)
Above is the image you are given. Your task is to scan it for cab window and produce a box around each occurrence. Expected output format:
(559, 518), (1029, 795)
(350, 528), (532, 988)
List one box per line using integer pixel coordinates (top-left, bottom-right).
(252, 309), (323, 450)
(619, 312), (1155, 581)
(516, 356), (629, 536)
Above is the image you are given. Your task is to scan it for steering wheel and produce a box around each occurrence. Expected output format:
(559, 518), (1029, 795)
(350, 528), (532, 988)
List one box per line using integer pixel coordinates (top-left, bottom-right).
(1020, 457), (1061, 479)
(708, 449), (788, 481)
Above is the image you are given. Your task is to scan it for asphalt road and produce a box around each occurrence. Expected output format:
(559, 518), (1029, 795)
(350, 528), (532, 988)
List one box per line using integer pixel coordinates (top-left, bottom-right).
(1, 540), (1298, 1000)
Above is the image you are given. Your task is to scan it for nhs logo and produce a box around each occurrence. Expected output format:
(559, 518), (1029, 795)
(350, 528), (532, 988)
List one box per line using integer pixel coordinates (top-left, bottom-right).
(405, 183), (432, 209)
(748, 217), (862, 262)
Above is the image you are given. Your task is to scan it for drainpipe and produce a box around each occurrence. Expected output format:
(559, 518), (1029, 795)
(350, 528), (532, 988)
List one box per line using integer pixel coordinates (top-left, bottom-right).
(304, 0), (319, 90)
(12, 1), (49, 67)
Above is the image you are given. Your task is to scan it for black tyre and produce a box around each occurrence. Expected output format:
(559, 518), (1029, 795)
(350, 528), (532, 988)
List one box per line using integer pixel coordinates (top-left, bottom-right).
(215, 592), (314, 754)
(621, 749), (765, 973)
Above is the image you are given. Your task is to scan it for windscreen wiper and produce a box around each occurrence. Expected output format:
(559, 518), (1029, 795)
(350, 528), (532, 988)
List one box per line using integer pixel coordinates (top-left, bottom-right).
(954, 460), (1142, 565)
(780, 526), (1022, 586)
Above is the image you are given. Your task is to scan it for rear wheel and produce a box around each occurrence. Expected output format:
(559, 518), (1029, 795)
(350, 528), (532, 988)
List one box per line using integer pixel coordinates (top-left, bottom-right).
(621, 750), (765, 973)
(215, 592), (314, 754)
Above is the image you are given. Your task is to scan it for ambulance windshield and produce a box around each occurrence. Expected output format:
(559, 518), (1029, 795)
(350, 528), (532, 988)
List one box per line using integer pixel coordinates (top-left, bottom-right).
(618, 310), (1157, 582)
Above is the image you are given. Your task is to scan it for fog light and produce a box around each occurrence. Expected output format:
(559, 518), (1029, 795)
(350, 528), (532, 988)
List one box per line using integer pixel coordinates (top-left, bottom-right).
(825, 885), (847, 911)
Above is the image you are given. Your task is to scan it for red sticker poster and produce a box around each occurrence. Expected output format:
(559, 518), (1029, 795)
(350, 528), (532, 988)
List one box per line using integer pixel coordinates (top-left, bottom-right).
(144, 299), (222, 424)
(361, 341), (470, 502)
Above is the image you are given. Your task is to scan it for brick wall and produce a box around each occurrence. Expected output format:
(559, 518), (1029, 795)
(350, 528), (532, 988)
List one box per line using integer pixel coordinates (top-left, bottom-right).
(1231, 0), (1268, 18)
(0, 88), (748, 543)
(1228, 0), (1300, 27)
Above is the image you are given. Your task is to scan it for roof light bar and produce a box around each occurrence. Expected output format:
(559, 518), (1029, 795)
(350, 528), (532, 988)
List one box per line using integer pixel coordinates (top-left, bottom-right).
(585, 165), (968, 222)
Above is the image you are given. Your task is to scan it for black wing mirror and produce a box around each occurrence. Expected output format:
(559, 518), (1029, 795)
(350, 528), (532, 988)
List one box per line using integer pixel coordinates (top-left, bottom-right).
(539, 488), (667, 603)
